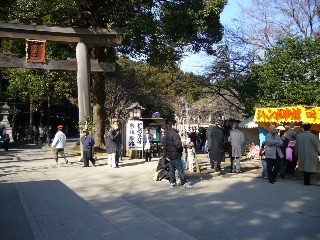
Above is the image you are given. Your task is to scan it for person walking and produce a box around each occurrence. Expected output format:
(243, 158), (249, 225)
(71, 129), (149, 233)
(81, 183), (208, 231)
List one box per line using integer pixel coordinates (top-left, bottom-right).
(51, 125), (68, 164)
(33, 126), (39, 145)
(279, 130), (289, 179)
(259, 141), (268, 179)
(162, 122), (192, 188)
(182, 133), (194, 161)
(228, 123), (244, 173)
(46, 126), (54, 146)
(17, 127), (26, 147)
(143, 128), (154, 162)
(2, 134), (10, 151)
(189, 132), (198, 151)
(206, 120), (225, 172)
(104, 126), (117, 168)
(265, 125), (283, 184)
(39, 127), (46, 145)
(286, 122), (298, 174)
(113, 122), (122, 167)
(81, 129), (96, 167)
(198, 128), (207, 153)
(28, 126), (33, 144)
(295, 124), (320, 185)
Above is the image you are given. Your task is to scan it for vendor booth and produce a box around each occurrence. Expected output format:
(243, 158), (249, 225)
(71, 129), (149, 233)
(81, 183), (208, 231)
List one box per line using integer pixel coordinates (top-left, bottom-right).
(238, 116), (260, 147)
(250, 105), (320, 160)
(254, 105), (320, 131)
(140, 118), (166, 157)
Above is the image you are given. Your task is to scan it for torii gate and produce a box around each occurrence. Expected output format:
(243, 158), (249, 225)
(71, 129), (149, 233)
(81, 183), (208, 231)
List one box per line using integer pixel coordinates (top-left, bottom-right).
(0, 21), (122, 124)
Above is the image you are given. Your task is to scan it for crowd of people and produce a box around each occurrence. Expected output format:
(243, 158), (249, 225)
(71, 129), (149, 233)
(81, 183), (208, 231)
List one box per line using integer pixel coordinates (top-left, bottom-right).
(13, 125), (55, 147)
(260, 123), (320, 185)
(3, 118), (320, 187)
(155, 120), (320, 187)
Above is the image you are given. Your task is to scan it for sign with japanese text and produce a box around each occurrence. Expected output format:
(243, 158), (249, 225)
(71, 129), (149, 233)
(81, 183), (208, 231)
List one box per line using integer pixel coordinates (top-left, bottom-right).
(254, 106), (320, 124)
(127, 120), (143, 150)
(26, 39), (46, 63)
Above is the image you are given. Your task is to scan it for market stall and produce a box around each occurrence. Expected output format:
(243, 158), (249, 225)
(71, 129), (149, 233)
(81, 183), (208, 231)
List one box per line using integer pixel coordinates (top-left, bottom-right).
(254, 105), (320, 131)
(239, 116), (260, 147)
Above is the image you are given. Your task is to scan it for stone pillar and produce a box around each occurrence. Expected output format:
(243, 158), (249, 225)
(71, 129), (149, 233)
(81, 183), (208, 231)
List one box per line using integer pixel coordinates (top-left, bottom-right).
(76, 42), (92, 122)
(76, 42), (91, 161)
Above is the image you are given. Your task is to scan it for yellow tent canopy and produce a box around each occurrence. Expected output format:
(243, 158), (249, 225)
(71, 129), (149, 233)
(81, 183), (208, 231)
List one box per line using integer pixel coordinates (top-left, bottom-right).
(253, 105), (320, 131)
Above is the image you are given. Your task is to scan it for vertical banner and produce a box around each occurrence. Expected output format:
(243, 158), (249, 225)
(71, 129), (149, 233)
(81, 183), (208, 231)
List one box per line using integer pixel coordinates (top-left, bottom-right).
(127, 120), (143, 150)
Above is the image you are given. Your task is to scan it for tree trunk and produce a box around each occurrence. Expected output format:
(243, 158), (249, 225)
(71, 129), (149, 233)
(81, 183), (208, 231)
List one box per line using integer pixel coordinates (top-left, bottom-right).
(91, 46), (115, 148)
(47, 96), (51, 127)
(39, 101), (44, 126)
(29, 96), (34, 127)
(92, 72), (106, 148)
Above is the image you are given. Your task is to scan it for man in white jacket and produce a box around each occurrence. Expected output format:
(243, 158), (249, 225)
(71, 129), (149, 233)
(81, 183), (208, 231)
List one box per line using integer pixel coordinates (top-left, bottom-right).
(51, 125), (68, 164)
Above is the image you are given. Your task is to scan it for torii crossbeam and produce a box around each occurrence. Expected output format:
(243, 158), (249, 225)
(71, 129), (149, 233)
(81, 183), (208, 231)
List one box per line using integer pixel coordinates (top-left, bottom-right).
(0, 21), (122, 122)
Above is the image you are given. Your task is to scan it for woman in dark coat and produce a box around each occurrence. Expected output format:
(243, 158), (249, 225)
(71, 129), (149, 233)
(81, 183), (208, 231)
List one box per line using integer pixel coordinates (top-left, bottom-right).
(279, 130), (289, 179)
(104, 126), (118, 168)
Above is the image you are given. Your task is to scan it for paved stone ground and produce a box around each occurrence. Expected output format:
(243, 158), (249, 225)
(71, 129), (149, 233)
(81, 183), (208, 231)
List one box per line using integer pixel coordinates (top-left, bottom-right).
(1, 139), (320, 240)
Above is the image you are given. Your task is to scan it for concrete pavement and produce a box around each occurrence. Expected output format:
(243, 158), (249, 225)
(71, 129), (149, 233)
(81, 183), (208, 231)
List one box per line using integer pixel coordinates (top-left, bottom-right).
(1, 139), (320, 240)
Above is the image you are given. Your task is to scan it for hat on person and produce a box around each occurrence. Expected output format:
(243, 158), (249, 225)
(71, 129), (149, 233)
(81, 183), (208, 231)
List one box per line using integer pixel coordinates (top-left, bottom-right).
(290, 122), (296, 128)
(58, 125), (63, 129)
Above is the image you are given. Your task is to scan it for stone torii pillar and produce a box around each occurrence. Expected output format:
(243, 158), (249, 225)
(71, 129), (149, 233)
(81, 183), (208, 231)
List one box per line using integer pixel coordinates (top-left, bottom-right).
(0, 21), (122, 124)
(76, 42), (92, 121)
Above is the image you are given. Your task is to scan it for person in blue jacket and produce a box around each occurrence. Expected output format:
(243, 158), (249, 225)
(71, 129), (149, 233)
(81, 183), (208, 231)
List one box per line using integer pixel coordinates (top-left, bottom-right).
(81, 129), (96, 167)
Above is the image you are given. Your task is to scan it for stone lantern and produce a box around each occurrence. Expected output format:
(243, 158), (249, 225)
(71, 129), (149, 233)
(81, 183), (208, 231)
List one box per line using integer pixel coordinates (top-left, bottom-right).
(126, 102), (145, 120)
(1, 102), (13, 139)
(1, 102), (10, 123)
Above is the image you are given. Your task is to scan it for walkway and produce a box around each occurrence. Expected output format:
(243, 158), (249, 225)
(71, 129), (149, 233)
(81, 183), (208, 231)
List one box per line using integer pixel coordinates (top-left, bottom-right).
(1, 139), (320, 240)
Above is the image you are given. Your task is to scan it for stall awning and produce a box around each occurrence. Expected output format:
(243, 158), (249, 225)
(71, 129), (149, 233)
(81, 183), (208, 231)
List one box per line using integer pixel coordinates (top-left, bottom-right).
(239, 116), (258, 129)
(254, 106), (320, 131)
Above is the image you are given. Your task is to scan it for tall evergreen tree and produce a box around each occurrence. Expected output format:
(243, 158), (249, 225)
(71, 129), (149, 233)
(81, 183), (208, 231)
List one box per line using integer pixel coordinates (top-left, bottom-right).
(252, 37), (320, 107)
(0, 0), (227, 145)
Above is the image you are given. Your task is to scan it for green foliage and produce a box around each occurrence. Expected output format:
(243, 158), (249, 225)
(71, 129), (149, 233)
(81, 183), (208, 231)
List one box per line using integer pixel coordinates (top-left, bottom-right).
(125, 59), (208, 102)
(77, 115), (96, 135)
(252, 37), (320, 107)
(0, 0), (226, 139)
(0, 0), (226, 67)
(6, 68), (77, 104)
(1, 40), (25, 57)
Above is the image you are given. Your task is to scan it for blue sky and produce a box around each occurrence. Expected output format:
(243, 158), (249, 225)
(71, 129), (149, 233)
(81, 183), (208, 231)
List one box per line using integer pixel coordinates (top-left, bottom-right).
(180, 0), (247, 75)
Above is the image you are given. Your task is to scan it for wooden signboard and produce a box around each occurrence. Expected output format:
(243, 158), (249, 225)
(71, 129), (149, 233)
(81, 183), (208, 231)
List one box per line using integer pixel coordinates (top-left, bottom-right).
(26, 39), (46, 63)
